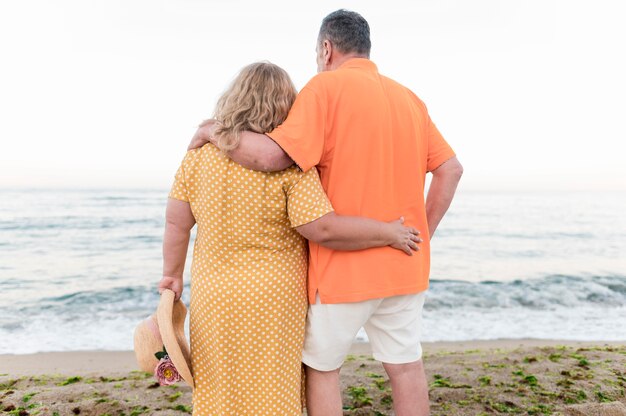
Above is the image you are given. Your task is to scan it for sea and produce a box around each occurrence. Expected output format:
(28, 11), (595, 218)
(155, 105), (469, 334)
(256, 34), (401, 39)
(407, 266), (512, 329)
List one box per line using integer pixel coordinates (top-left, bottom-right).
(0, 189), (625, 354)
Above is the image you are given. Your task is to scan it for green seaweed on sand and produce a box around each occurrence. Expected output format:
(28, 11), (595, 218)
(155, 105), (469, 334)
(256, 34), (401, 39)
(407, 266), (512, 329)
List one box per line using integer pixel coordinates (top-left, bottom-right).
(430, 374), (453, 388)
(5, 405), (31, 416)
(512, 370), (539, 387)
(482, 362), (508, 369)
(59, 376), (82, 386)
(346, 385), (373, 408)
(548, 353), (562, 362)
(526, 403), (553, 415)
(556, 378), (574, 387)
(477, 375), (491, 386)
(129, 371), (152, 380)
(167, 392), (182, 402)
(577, 358), (590, 367)
(171, 404), (192, 413)
(373, 379), (387, 391)
(561, 389), (587, 404)
(129, 405), (149, 416)
(380, 393), (393, 407)
(485, 399), (519, 413)
(365, 372), (387, 391)
(595, 389), (615, 402)
(21, 392), (36, 403)
(523, 375), (539, 386)
(0, 378), (19, 390)
(430, 374), (471, 389)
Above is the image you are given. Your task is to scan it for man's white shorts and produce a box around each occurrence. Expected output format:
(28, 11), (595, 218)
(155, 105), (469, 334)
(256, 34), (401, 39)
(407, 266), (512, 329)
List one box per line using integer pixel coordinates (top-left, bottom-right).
(302, 292), (426, 371)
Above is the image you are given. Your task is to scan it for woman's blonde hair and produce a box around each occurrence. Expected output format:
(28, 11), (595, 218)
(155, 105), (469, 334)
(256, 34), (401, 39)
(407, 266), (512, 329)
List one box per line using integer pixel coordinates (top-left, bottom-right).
(212, 62), (297, 151)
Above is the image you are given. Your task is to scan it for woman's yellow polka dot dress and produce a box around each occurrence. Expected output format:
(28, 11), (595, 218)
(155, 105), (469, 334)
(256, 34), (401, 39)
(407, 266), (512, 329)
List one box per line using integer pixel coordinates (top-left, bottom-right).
(169, 145), (333, 415)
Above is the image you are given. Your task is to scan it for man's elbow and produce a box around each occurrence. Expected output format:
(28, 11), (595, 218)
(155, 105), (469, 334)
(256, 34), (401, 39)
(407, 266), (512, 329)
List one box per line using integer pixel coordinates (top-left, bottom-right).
(434, 157), (464, 180)
(257, 136), (292, 171)
(259, 151), (292, 172)
(257, 152), (287, 172)
(451, 159), (464, 179)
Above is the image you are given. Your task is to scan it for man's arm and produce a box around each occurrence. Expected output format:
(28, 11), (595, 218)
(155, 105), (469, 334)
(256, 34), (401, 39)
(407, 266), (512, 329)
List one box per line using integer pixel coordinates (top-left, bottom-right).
(189, 120), (293, 172)
(425, 156), (463, 238)
(296, 213), (422, 256)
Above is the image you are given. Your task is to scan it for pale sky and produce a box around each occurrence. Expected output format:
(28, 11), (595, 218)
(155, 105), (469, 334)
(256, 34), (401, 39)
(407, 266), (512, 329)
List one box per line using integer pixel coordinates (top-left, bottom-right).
(1, 0), (625, 191)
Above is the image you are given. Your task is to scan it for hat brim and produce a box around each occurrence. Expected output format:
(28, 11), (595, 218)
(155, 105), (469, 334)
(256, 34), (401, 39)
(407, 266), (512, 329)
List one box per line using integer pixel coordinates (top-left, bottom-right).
(157, 289), (194, 389)
(133, 315), (162, 373)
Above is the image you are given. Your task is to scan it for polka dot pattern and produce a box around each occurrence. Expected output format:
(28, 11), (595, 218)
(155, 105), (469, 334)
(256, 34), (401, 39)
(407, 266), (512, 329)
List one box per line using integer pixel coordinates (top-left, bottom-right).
(169, 145), (333, 415)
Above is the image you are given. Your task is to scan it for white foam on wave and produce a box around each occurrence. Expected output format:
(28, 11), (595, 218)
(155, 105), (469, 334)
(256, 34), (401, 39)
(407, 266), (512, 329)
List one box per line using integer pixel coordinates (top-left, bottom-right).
(354, 305), (626, 344)
(2, 275), (625, 354)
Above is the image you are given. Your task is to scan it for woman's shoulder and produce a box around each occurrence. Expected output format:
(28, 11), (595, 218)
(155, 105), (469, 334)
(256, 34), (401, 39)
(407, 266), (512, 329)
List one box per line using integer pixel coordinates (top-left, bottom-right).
(278, 166), (320, 192)
(181, 144), (226, 169)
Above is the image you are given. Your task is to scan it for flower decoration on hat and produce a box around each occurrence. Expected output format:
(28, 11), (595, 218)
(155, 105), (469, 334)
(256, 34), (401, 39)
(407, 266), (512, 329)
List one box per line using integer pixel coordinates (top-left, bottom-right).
(154, 346), (182, 386)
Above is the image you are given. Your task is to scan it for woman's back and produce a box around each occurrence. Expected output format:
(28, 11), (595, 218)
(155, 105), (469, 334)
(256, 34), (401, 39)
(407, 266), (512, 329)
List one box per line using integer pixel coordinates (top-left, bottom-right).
(168, 143), (333, 415)
(170, 144), (332, 267)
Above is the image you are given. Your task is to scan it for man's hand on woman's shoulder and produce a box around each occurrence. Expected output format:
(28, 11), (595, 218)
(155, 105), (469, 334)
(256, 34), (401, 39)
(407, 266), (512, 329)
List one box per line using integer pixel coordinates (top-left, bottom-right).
(188, 119), (217, 150)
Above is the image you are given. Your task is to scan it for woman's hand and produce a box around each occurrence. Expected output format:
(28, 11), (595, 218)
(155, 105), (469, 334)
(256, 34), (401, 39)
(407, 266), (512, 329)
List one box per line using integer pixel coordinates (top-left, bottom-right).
(387, 217), (422, 256)
(158, 276), (183, 301)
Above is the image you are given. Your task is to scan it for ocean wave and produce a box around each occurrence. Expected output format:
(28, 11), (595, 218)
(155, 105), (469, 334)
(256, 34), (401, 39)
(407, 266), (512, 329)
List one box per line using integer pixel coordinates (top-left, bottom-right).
(0, 217), (164, 232)
(7, 274), (626, 317)
(427, 274), (626, 310)
(2, 275), (625, 353)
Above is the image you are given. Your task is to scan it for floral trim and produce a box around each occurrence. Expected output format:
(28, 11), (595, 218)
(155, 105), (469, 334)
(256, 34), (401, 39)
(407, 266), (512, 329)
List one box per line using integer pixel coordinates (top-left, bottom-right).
(154, 346), (181, 385)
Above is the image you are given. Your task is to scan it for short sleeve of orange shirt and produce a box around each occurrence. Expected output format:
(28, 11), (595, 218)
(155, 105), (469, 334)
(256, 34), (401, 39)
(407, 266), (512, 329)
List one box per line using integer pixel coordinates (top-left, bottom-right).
(268, 58), (456, 304)
(268, 86), (326, 173)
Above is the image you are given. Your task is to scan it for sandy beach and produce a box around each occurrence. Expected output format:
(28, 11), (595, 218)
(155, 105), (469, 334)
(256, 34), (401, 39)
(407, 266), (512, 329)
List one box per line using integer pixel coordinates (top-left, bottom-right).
(2, 339), (625, 415)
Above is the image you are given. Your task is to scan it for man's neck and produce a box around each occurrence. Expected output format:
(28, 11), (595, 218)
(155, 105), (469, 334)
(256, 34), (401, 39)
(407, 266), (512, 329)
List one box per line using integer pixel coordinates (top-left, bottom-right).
(329, 53), (368, 71)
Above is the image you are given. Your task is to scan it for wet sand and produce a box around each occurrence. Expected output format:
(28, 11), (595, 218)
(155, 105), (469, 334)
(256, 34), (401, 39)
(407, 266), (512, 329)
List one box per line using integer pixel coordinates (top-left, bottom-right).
(1, 339), (625, 415)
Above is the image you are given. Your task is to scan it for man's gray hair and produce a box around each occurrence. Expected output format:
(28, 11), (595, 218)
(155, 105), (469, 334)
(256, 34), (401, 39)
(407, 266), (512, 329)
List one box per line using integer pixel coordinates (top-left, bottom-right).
(318, 9), (371, 57)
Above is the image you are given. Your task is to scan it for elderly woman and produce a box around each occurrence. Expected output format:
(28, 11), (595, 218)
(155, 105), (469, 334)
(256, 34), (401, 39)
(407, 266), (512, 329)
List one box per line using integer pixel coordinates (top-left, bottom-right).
(158, 62), (420, 416)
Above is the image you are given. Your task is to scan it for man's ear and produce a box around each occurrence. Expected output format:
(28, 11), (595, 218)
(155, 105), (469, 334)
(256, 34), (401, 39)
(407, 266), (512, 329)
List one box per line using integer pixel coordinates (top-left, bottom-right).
(323, 39), (332, 65)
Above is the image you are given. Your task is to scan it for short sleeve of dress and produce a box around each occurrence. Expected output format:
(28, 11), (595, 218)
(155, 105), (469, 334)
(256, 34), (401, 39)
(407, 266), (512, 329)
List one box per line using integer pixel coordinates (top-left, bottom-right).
(168, 161), (189, 202)
(286, 167), (334, 228)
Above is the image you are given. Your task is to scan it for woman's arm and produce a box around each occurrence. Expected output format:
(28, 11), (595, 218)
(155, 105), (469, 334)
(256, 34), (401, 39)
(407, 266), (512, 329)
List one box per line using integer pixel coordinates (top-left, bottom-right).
(158, 198), (196, 300)
(296, 213), (421, 255)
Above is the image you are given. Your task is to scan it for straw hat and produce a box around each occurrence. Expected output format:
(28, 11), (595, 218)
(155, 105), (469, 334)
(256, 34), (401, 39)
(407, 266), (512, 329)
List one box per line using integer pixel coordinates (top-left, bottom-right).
(133, 289), (194, 388)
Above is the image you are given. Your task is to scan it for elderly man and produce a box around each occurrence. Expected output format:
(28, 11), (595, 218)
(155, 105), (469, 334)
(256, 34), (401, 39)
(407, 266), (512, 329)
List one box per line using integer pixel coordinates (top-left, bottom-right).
(190, 9), (462, 416)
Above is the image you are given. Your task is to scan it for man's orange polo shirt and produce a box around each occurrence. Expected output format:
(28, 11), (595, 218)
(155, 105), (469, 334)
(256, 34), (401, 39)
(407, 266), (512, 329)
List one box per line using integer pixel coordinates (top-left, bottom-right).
(268, 58), (455, 305)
